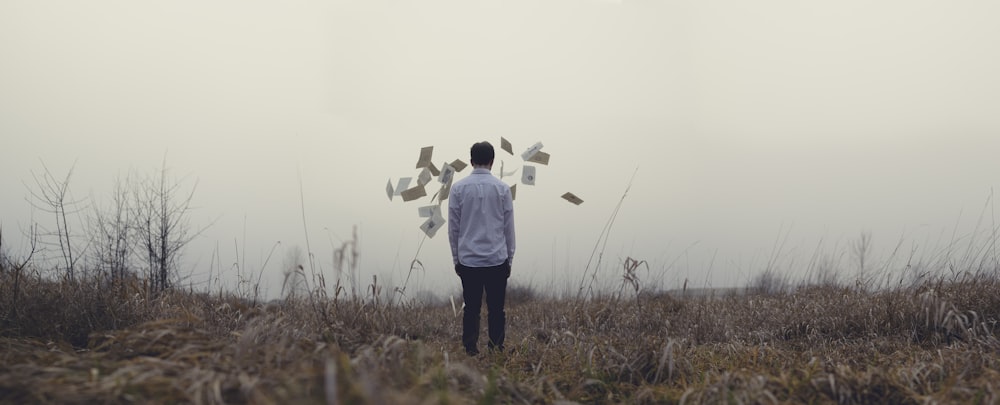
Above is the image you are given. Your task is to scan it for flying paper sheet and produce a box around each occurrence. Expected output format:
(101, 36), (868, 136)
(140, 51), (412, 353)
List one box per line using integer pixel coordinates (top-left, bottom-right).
(439, 164), (456, 184)
(501, 137), (513, 155)
(439, 181), (452, 202)
(500, 161), (519, 179)
(521, 165), (536, 185)
(521, 142), (544, 161)
(527, 151), (550, 165)
(394, 178), (412, 196)
(386, 179), (394, 201)
(451, 159), (468, 172)
(419, 211), (446, 238)
(415, 146), (433, 169)
(428, 162), (441, 177)
(418, 205), (440, 218)
(400, 184), (427, 202)
(417, 167), (432, 186)
(510, 184), (517, 201)
(561, 192), (584, 205)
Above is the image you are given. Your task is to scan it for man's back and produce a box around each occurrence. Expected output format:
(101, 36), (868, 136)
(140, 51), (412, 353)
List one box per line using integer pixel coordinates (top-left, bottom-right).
(448, 167), (515, 268)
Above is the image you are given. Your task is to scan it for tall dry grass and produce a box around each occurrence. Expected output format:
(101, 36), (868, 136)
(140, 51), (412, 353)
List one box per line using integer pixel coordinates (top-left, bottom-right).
(2, 260), (1000, 403)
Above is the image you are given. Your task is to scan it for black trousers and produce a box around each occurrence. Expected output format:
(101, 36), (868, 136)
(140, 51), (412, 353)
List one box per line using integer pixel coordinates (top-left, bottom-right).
(457, 261), (510, 352)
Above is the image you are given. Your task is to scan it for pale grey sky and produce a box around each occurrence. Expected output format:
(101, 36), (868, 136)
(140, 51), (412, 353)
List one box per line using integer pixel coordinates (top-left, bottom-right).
(2, 1), (999, 298)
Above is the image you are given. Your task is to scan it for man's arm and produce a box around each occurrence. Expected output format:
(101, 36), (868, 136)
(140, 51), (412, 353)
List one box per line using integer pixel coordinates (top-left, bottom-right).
(448, 187), (461, 265)
(503, 187), (515, 263)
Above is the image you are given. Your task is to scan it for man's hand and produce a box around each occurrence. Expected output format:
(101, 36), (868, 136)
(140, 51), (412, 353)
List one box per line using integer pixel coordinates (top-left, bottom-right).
(504, 258), (512, 279)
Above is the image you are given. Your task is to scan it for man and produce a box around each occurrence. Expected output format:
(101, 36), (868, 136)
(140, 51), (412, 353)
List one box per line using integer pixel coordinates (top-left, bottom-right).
(448, 141), (515, 356)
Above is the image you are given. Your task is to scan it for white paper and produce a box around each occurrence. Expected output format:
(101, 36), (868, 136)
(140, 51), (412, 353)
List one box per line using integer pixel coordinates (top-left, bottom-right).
(451, 159), (468, 172)
(510, 183), (517, 201)
(419, 211), (446, 238)
(501, 137), (513, 155)
(439, 181), (452, 202)
(521, 142), (544, 161)
(439, 164), (456, 184)
(386, 179), (394, 201)
(394, 177), (412, 196)
(415, 146), (433, 169)
(527, 151), (550, 165)
(500, 161), (519, 179)
(417, 167), (432, 186)
(418, 205), (440, 218)
(400, 184), (427, 202)
(521, 165), (536, 185)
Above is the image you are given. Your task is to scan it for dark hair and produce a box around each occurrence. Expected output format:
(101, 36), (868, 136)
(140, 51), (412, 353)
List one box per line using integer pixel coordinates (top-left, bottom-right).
(470, 141), (495, 166)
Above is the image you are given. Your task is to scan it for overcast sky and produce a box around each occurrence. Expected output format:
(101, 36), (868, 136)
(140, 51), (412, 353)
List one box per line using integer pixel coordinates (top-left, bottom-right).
(3, 1), (999, 299)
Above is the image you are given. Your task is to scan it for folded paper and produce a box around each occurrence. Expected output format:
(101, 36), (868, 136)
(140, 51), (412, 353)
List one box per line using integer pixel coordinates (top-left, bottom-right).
(500, 161), (519, 179)
(439, 181), (452, 202)
(417, 167), (432, 186)
(418, 205), (440, 218)
(394, 178), (412, 196)
(400, 184), (427, 202)
(521, 142), (543, 161)
(419, 211), (446, 238)
(439, 164), (456, 184)
(501, 137), (513, 155)
(521, 165), (536, 185)
(561, 192), (584, 205)
(415, 146), (433, 169)
(527, 151), (550, 165)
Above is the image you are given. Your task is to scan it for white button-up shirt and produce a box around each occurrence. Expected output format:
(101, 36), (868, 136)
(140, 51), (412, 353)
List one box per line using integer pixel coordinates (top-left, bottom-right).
(448, 167), (515, 267)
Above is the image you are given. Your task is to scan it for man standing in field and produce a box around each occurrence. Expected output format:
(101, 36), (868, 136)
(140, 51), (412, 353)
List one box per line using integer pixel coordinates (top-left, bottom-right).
(448, 141), (515, 356)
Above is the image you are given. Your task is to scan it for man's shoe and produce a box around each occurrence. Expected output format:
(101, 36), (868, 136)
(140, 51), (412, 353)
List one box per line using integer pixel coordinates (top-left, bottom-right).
(465, 347), (480, 356)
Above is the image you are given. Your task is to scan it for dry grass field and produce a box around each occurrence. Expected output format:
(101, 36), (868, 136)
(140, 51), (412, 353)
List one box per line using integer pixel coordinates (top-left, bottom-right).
(2, 268), (1000, 404)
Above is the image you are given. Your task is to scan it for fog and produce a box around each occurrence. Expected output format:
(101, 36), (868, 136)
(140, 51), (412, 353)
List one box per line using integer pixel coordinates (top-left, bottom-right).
(2, 1), (999, 300)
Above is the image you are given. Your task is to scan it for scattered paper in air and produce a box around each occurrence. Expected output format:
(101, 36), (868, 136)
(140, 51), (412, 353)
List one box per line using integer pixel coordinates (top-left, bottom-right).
(394, 178), (412, 196)
(417, 167), (432, 186)
(521, 165), (536, 185)
(419, 211), (446, 238)
(500, 137), (513, 155)
(418, 205), (440, 218)
(439, 181), (452, 202)
(415, 146), (434, 169)
(527, 151), (550, 165)
(439, 164), (456, 184)
(400, 184), (427, 202)
(451, 159), (468, 172)
(561, 192), (584, 205)
(500, 161), (519, 178)
(521, 142), (543, 161)
(386, 179), (394, 201)
(428, 162), (441, 177)
(510, 184), (517, 201)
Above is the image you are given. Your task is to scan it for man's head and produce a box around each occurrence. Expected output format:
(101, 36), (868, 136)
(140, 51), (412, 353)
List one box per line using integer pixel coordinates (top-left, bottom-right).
(470, 141), (495, 168)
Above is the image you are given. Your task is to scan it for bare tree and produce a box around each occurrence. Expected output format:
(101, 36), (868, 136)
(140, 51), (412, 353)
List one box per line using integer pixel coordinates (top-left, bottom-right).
(131, 159), (198, 293)
(852, 231), (873, 287)
(2, 223), (40, 325)
(88, 173), (134, 284)
(25, 160), (88, 280)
